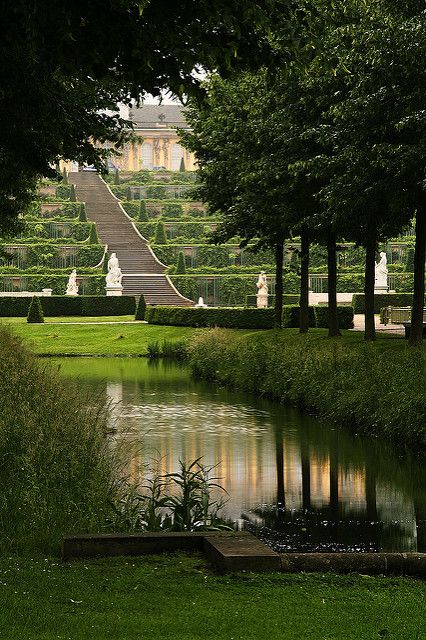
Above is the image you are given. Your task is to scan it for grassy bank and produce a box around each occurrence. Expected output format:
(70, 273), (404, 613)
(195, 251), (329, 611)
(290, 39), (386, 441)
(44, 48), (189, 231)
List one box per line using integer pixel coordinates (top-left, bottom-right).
(0, 326), (122, 555)
(1, 318), (198, 355)
(1, 554), (424, 640)
(189, 328), (425, 450)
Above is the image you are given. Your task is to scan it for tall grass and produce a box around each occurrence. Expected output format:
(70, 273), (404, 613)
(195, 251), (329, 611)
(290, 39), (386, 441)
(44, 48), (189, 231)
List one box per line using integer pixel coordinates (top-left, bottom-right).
(0, 326), (117, 555)
(189, 329), (426, 451)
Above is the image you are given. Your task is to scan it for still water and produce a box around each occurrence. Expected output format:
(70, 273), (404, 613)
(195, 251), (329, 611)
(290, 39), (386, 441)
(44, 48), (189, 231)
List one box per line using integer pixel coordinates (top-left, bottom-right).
(55, 357), (425, 553)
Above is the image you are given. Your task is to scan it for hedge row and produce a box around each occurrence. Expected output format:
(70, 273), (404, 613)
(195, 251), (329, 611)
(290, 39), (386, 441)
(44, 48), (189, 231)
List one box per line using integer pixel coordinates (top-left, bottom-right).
(0, 295), (136, 317)
(146, 305), (354, 330)
(352, 293), (414, 314)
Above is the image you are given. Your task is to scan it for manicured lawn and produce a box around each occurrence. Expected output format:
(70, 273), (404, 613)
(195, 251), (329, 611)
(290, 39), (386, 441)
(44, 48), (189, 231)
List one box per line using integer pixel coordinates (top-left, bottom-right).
(1, 554), (424, 640)
(1, 319), (198, 355)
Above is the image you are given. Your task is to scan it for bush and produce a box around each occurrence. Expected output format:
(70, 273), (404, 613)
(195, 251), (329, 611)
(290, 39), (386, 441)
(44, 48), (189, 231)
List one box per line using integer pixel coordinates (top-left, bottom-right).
(405, 246), (415, 272)
(176, 251), (186, 274)
(61, 168), (68, 185)
(246, 294), (299, 307)
(70, 184), (77, 202)
(88, 224), (99, 244)
(27, 296), (44, 323)
(352, 293), (414, 314)
(135, 294), (146, 320)
(146, 306), (275, 329)
(154, 221), (167, 244)
(313, 306), (355, 329)
(139, 200), (149, 222)
(114, 169), (120, 185)
(0, 297), (30, 317)
(281, 305), (316, 328)
(79, 203), (87, 222)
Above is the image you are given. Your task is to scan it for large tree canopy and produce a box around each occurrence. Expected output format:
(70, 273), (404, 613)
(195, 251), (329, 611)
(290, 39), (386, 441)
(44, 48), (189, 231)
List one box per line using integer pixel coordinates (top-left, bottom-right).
(0, 0), (281, 232)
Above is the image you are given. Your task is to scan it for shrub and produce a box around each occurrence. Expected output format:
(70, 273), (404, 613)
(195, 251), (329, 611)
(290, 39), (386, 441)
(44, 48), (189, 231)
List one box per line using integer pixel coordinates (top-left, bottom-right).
(55, 185), (71, 199)
(27, 296), (44, 323)
(135, 294), (146, 320)
(146, 306), (275, 329)
(61, 168), (68, 185)
(79, 203), (87, 222)
(0, 295), (136, 317)
(352, 293), (414, 314)
(70, 184), (77, 202)
(313, 306), (355, 329)
(88, 224), (99, 244)
(281, 305), (316, 328)
(176, 251), (186, 274)
(179, 157), (186, 172)
(154, 221), (167, 244)
(139, 200), (149, 222)
(0, 297), (30, 317)
(114, 168), (120, 185)
(126, 186), (132, 201)
(41, 296), (83, 316)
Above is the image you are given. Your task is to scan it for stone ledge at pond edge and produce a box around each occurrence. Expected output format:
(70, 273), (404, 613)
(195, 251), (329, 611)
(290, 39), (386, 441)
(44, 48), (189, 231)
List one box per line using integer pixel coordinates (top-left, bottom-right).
(62, 533), (426, 577)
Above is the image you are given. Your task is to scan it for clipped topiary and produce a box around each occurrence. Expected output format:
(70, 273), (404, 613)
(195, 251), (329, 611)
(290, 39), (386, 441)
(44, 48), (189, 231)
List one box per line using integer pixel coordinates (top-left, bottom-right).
(135, 294), (146, 320)
(62, 167), (68, 185)
(79, 203), (87, 222)
(27, 296), (44, 323)
(154, 221), (167, 244)
(405, 245), (415, 272)
(176, 251), (186, 274)
(114, 168), (120, 185)
(138, 200), (149, 221)
(126, 186), (132, 201)
(179, 157), (186, 172)
(88, 224), (99, 244)
(70, 184), (77, 202)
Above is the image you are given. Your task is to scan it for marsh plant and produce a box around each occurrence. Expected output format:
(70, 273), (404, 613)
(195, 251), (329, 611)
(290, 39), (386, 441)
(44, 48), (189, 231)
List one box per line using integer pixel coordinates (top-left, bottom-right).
(110, 458), (231, 533)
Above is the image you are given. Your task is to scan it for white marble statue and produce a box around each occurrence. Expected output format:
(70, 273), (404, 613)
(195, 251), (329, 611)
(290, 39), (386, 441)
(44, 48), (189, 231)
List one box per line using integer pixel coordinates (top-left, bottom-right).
(256, 271), (268, 308)
(375, 251), (388, 290)
(65, 269), (79, 295)
(106, 253), (123, 287)
(195, 296), (208, 308)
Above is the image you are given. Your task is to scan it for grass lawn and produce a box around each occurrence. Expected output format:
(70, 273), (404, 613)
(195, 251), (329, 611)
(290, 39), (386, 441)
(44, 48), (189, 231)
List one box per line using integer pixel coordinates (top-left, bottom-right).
(4, 315), (136, 324)
(0, 319), (199, 355)
(1, 554), (424, 640)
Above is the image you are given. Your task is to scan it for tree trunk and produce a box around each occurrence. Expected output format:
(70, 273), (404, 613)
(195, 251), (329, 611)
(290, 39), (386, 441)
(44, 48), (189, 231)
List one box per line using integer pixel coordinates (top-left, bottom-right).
(364, 225), (377, 341)
(409, 205), (426, 346)
(327, 230), (341, 337)
(299, 228), (310, 333)
(274, 240), (284, 329)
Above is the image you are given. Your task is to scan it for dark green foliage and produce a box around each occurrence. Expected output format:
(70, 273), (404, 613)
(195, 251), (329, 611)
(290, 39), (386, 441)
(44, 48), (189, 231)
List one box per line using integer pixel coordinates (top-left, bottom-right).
(126, 186), (132, 201)
(88, 224), (99, 244)
(146, 305), (275, 329)
(27, 296), (44, 323)
(41, 296), (82, 316)
(79, 203), (87, 222)
(405, 246), (415, 272)
(246, 294), (299, 307)
(281, 305), (315, 328)
(163, 203), (183, 217)
(154, 221), (167, 244)
(81, 296), (136, 316)
(55, 185), (71, 200)
(138, 200), (149, 222)
(179, 157), (186, 172)
(70, 184), (77, 202)
(146, 185), (167, 199)
(61, 168), (68, 185)
(135, 294), (146, 320)
(352, 293), (414, 314)
(0, 295), (135, 317)
(176, 251), (186, 274)
(0, 297), (30, 317)
(313, 306), (354, 330)
(114, 169), (120, 185)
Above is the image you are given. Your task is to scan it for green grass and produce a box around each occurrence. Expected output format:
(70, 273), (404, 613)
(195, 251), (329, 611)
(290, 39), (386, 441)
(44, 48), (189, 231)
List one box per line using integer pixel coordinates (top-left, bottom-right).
(1, 319), (199, 355)
(3, 315), (136, 324)
(1, 554), (424, 640)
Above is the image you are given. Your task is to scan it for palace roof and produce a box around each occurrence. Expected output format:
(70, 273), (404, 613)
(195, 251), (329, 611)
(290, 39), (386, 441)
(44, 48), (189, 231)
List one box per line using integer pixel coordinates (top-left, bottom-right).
(128, 104), (190, 129)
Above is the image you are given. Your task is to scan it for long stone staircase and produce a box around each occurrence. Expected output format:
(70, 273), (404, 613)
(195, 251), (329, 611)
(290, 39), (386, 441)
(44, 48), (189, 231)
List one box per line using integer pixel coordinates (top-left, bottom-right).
(70, 172), (193, 305)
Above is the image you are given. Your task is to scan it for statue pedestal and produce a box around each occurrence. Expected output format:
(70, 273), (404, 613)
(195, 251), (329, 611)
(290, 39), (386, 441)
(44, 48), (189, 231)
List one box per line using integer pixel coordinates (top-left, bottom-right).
(65, 291), (78, 296)
(256, 294), (268, 309)
(106, 285), (123, 296)
(374, 285), (389, 294)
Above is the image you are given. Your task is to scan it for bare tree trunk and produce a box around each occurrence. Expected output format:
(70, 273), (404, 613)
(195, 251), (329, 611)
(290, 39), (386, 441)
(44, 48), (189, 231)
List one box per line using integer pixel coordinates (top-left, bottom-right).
(274, 240), (284, 329)
(327, 230), (341, 337)
(299, 228), (310, 333)
(409, 206), (426, 346)
(364, 225), (377, 341)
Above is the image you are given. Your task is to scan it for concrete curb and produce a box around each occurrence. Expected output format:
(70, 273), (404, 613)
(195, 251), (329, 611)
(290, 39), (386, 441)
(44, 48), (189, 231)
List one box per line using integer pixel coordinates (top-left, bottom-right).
(63, 533), (426, 577)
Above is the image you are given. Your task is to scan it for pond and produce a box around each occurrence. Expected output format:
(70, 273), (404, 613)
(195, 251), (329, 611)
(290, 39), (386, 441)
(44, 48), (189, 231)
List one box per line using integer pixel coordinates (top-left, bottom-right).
(55, 357), (425, 553)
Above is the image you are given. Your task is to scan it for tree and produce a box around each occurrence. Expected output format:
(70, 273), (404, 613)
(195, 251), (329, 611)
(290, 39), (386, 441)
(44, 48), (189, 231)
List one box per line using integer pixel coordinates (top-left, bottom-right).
(88, 224), (99, 244)
(0, 0), (278, 233)
(114, 169), (120, 186)
(79, 204), (87, 223)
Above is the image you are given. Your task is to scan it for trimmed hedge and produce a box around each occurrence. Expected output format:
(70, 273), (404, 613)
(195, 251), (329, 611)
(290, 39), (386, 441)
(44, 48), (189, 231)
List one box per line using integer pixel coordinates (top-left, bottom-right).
(352, 293), (414, 314)
(314, 306), (355, 329)
(246, 294), (299, 307)
(282, 305), (316, 328)
(146, 306), (275, 329)
(0, 295), (136, 317)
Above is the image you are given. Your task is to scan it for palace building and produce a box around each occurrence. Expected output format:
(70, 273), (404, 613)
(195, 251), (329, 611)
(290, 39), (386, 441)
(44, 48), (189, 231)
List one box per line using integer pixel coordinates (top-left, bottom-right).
(113, 104), (196, 172)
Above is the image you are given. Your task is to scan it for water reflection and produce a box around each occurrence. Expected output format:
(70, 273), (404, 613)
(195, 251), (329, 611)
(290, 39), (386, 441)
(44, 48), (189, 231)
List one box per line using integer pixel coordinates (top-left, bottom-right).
(57, 358), (425, 553)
